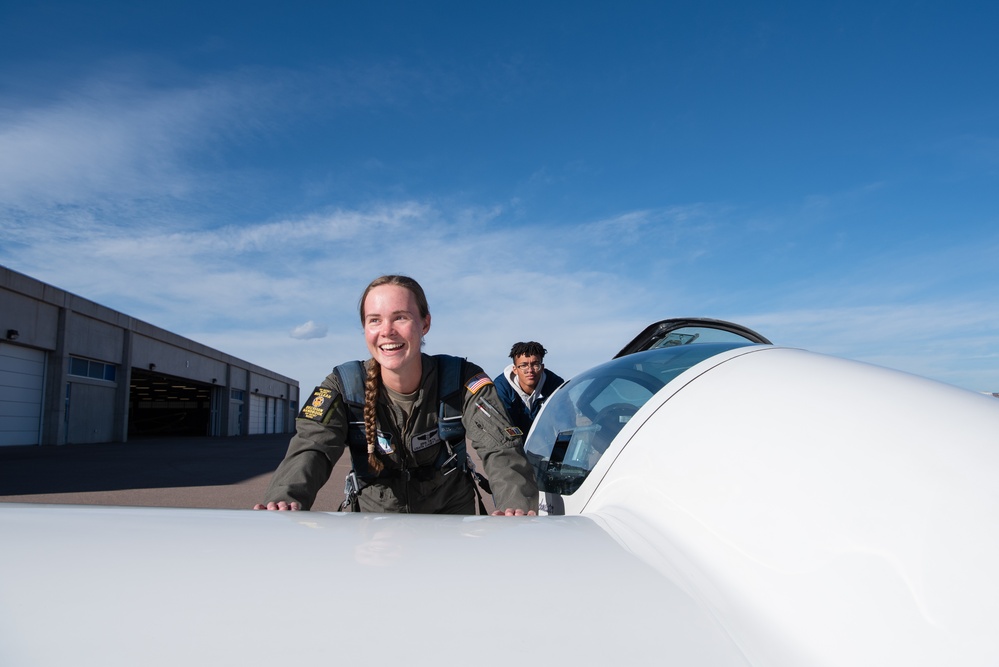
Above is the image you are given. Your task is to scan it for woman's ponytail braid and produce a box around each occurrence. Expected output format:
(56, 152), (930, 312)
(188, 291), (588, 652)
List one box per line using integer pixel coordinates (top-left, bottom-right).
(363, 358), (384, 474)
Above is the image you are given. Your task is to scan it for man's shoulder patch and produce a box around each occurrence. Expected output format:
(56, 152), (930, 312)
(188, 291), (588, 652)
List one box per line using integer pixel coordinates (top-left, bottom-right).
(299, 386), (340, 423)
(465, 372), (493, 394)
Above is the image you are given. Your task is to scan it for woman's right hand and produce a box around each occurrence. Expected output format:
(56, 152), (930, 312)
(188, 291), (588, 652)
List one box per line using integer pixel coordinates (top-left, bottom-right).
(252, 501), (301, 510)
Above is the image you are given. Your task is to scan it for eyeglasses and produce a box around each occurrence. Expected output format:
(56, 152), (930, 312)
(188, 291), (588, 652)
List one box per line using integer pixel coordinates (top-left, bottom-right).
(515, 362), (543, 371)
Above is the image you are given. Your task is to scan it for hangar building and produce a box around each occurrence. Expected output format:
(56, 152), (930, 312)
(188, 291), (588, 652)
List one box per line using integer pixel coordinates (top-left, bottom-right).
(0, 265), (299, 446)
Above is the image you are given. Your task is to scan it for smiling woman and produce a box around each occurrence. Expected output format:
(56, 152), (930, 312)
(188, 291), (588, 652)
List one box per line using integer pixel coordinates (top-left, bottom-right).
(255, 275), (539, 515)
(359, 276), (432, 473)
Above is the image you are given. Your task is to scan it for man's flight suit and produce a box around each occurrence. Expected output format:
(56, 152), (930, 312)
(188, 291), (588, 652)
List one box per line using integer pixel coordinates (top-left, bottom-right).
(263, 354), (539, 513)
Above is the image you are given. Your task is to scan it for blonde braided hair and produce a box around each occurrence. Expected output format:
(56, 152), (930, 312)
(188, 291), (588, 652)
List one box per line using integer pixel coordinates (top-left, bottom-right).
(362, 358), (384, 474)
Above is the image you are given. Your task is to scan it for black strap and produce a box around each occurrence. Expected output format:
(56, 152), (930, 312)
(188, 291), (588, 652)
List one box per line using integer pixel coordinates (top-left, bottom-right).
(472, 479), (487, 515)
(436, 354), (464, 420)
(436, 354), (492, 514)
(333, 355), (494, 511)
(334, 360), (366, 410)
(332, 360), (374, 480)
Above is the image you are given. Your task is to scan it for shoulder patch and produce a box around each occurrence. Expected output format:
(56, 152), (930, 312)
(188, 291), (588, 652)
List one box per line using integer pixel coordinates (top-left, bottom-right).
(465, 372), (493, 394)
(299, 386), (340, 423)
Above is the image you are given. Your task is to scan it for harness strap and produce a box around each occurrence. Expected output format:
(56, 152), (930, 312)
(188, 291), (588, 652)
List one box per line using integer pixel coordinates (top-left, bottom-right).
(335, 360), (366, 407)
(332, 360), (374, 480)
(334, 355), (491, 510)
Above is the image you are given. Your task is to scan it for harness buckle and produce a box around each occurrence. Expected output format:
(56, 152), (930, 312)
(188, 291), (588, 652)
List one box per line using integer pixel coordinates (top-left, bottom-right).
(440, 451), (459, 475)
(341, 471), (361, 512)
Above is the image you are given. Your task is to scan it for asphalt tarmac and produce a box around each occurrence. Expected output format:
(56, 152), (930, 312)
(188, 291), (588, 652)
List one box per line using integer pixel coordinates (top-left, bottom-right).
(0, 434), (496, 514)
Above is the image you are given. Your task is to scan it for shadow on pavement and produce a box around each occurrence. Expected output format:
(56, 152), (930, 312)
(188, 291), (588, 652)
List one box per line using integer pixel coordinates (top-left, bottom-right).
(0, 434), (492, 514)
(0, 434), (292, 496)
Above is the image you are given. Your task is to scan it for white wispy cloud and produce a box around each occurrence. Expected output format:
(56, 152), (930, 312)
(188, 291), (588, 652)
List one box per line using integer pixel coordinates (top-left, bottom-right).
(5, 191), (998, 391)
(1, 62), (997, 394)
(290, 321), (328, 340)
(0, 77), (249, 209)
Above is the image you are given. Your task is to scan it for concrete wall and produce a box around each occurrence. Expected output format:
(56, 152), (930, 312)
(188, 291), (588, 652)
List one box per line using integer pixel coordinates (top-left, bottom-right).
(66, 380), (116, 444)
(132, 333), (231, 385)
(0, 265), (299, 445)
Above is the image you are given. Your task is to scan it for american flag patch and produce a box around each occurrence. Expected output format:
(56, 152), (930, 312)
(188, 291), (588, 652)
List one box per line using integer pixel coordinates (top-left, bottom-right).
(465, 372), (493, 394)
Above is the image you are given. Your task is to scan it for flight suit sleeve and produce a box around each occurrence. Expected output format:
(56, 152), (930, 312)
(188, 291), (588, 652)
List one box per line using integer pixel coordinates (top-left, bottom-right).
(262, 374), (350, 510)
(492, 372), (517, 421)
(461, 363), (539, 512)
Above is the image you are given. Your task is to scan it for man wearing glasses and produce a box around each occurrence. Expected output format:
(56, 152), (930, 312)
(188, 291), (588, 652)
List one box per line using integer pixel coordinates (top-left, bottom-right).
(493, 341), (565, 436)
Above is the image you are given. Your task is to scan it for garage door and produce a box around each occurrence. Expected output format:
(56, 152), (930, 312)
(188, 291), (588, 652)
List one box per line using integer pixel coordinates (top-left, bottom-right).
(248, 393), (267, 435)
(0, 344), (46, 446)
(248, 395), (284, 434)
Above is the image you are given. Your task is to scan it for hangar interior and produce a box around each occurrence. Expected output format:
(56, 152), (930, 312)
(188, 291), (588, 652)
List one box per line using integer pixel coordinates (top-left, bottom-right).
(0, 266), (299, 447)
(128, 369), (217, 438)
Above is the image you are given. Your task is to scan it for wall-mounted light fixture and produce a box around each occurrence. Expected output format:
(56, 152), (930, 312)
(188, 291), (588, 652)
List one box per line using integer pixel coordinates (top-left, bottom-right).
(148, 363), (156, 371)
(253, 388), (259, 393)
(211, 378), (217, 384)
(5, 329), (18, 341)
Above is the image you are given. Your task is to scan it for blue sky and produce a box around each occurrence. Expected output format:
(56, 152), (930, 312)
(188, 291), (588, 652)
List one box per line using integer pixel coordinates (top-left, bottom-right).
(2, 1), (997, 393)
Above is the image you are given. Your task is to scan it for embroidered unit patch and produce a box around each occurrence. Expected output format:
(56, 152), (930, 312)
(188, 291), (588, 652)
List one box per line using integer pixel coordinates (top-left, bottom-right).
(465, 372), (493, 394)
(376, 431), (394, 454)
(300, 387), (337, 422)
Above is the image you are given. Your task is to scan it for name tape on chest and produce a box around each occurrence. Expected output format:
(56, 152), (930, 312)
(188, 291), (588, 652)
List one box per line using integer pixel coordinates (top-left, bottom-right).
(411, 428), (442, 453)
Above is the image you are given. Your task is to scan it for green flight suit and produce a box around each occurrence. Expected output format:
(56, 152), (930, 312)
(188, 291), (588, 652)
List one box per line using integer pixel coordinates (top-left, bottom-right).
(263, 354), (539, 513)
